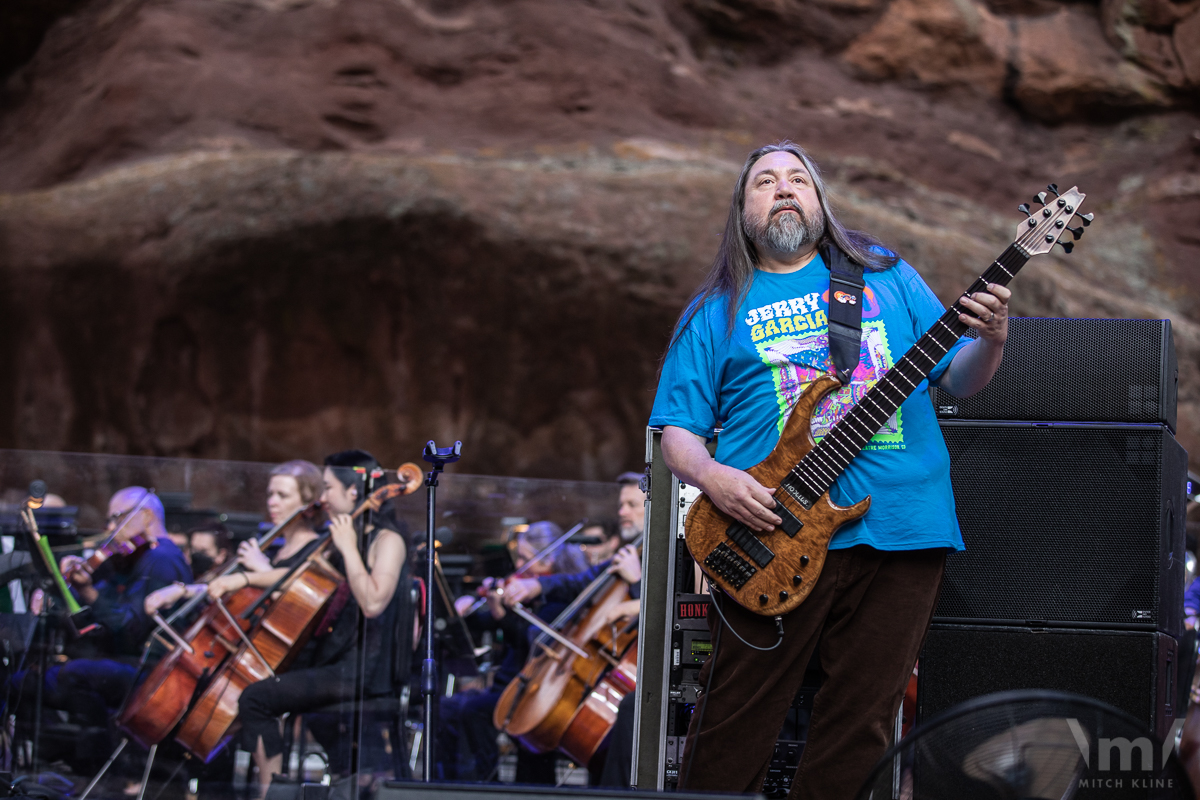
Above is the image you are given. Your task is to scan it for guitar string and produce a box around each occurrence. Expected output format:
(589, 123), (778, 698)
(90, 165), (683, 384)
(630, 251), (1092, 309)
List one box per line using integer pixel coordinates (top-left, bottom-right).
(782, 243), (1029, 500)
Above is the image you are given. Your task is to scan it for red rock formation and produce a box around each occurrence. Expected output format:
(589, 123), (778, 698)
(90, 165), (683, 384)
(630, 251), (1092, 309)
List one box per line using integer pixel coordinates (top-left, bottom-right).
(0, 0), (1196, 476)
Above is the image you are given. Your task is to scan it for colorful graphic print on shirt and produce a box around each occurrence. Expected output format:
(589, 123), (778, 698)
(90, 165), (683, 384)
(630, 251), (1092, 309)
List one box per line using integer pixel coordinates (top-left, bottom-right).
(748, 288), (904, 450)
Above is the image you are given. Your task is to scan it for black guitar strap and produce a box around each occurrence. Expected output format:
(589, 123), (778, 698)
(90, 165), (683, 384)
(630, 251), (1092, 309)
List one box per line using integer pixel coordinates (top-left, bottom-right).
(821, 243), (865, 386)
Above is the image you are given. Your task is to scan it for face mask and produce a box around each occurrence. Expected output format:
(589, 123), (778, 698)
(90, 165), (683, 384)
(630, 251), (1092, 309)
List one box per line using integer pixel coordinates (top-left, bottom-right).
(190, 552), (215, 578)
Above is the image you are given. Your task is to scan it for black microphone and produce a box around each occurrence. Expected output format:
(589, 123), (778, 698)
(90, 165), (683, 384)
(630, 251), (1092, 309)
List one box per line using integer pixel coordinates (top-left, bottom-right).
(26, 480), (47, 510)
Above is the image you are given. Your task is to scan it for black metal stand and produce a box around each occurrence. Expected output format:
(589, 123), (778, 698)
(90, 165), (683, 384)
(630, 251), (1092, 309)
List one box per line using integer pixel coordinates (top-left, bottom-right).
(347, 466), (383, 800)
(420, 441), (460, 782)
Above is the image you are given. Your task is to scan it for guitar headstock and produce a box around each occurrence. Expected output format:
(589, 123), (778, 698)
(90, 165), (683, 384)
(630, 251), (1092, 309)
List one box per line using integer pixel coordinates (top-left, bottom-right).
(1013, 184), (1092, 256)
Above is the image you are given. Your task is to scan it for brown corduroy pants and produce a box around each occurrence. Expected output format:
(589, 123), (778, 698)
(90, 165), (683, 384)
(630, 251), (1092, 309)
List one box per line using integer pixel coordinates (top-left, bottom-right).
(679, 545), (947, 800)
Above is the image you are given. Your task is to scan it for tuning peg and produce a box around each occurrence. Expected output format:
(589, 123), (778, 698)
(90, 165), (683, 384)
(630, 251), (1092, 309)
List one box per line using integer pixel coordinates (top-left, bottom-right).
(1057, 240), (1074, 254)
(1035, 191), (1048, 206)
(1065, 225), (1084, 240)
(1047, 184), (1060, 197)
(1074, 211), (1094, 227)
(1018, 203), (1031, 216)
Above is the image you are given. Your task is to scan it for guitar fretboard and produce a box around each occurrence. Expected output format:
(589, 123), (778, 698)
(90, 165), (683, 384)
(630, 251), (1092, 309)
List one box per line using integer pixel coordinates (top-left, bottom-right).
(781, 243), (1029, 508)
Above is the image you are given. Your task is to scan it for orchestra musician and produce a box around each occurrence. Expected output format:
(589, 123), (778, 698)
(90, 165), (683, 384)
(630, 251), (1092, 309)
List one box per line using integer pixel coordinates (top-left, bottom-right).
(498, 474), (646, 784)
(578, 520), (621, 566)
(440, 521), (588, 782)
(51, 487), (191, 729)
(650, 142), (1009, 799)
(145, 460), (324, 791)
(148, 453), (408, 796)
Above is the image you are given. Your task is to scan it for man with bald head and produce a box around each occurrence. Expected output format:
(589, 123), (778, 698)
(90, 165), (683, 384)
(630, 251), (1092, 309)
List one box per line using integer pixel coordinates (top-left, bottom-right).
(45, 487), (191, 736)
(60, 487), (191, 651)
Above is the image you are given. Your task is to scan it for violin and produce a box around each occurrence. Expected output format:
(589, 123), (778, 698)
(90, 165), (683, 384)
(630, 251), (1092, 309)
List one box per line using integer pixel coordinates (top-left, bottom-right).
(67, 489), (159, 584)
(492, 534), (643, 768)
(82, 530), (155, 574)
(460, 520), (589, 617)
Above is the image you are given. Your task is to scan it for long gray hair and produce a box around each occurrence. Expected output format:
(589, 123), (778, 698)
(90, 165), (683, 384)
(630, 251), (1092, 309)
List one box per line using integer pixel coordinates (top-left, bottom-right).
(671, 141), (897, 346)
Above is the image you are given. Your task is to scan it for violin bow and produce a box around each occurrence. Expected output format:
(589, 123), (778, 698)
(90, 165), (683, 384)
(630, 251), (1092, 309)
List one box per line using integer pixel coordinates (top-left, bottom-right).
(162, 500), (318, 628)
(94, 488), (156, 555)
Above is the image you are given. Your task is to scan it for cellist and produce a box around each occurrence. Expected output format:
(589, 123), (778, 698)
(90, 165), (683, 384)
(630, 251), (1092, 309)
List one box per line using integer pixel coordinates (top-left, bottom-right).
(498, 473), (646, 787)
(209, 459), (325, 598)
(143, 459), (326, 795)
(440, 521), (589, 782)
(144, 460), (326, 616)
(234, 449), (410, 792)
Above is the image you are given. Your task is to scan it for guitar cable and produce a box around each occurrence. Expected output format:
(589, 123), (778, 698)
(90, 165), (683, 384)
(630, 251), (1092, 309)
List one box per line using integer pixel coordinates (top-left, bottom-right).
(709, 586), (785, 652)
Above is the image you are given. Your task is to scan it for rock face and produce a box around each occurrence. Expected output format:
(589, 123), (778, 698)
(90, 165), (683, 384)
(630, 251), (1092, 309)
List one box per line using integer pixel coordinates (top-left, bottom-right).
(0, 0), (1196, 477)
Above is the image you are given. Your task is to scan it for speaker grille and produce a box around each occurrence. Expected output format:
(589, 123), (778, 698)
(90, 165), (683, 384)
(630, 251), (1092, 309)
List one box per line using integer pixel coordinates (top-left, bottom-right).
(918, 626), (1176, 740)
(930, 318), (1176, 430)
(936, 423), (1183, 633)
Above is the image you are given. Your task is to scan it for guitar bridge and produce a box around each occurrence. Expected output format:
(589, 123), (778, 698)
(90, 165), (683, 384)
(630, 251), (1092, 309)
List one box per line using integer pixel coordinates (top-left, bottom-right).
(725, 522), (775, 568)
(704, 543), (756, 590)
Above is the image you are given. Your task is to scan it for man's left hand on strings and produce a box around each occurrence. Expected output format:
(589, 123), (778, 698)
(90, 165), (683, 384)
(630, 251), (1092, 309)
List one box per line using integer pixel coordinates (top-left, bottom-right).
(957, 282), (1011, 345)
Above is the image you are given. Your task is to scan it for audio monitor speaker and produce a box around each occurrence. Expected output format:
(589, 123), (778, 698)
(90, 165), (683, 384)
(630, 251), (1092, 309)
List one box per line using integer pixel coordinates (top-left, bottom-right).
(935, 421), (1187, 637)
(930, 318), (1177, 431)
(917, 625), (1178, 742)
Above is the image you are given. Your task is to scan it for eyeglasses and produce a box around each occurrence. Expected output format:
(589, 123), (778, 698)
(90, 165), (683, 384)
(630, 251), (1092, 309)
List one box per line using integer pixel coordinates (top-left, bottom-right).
(106, 508), (136, 527)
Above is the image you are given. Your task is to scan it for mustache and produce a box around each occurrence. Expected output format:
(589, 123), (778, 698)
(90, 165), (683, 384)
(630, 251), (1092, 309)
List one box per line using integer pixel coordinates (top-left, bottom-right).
(770, 200), (805, 218)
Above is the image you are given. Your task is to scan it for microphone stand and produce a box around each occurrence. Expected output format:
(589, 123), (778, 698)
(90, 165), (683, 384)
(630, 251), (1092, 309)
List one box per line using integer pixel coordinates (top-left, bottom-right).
(348, 466), (383, 800)
(420, 440), (460, 782)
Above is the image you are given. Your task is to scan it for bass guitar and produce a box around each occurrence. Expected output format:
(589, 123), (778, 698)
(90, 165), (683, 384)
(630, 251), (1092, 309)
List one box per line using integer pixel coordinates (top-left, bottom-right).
(685, 185), (1091, 615)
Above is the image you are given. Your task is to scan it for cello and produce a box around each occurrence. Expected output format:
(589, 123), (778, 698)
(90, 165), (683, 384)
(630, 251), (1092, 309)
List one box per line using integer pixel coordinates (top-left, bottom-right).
(492, 535), (642, 768)
(116, 501), (319, 749)
(173, 466), (421, 761)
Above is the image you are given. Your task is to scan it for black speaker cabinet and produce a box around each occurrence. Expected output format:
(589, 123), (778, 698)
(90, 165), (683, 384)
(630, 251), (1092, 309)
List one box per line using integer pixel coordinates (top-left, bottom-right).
(917, 625), (1179, 742)
(930, 318), (1178, 431)
(936, 421), (1188, 637)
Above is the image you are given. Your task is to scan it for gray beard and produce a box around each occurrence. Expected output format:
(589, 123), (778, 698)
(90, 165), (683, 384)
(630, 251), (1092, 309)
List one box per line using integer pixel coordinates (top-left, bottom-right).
(747, 202), (825, 255)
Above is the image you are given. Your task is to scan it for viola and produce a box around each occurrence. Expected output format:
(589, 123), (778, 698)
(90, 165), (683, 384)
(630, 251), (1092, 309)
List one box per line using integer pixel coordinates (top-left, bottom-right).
(492, 535), (643, 768)
(173, 466), (422, 761)
(82, 531), (156, 575)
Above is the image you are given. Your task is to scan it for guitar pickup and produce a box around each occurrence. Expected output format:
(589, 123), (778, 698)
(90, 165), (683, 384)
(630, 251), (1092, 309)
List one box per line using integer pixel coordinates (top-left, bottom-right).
(725, 522), (775, 568)
(705, 543), (756, 590)
(781, 480), (814, 510)
(775, 504), (803, 538)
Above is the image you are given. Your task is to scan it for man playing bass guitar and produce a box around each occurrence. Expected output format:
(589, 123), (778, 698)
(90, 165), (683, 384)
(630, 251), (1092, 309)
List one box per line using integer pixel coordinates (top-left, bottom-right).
(650, 142), (1010, 800)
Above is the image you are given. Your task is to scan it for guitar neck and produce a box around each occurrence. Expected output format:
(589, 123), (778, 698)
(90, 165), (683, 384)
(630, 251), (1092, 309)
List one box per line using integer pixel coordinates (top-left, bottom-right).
(783, 243), (1029, 507)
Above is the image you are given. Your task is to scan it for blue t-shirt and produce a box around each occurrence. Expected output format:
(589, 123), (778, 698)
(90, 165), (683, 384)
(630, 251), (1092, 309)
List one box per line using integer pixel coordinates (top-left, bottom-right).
(650, 253), (970, 551)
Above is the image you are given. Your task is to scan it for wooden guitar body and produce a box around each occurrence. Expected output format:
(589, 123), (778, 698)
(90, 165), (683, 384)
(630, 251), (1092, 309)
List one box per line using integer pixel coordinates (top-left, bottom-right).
(684, 374), (870, 617)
